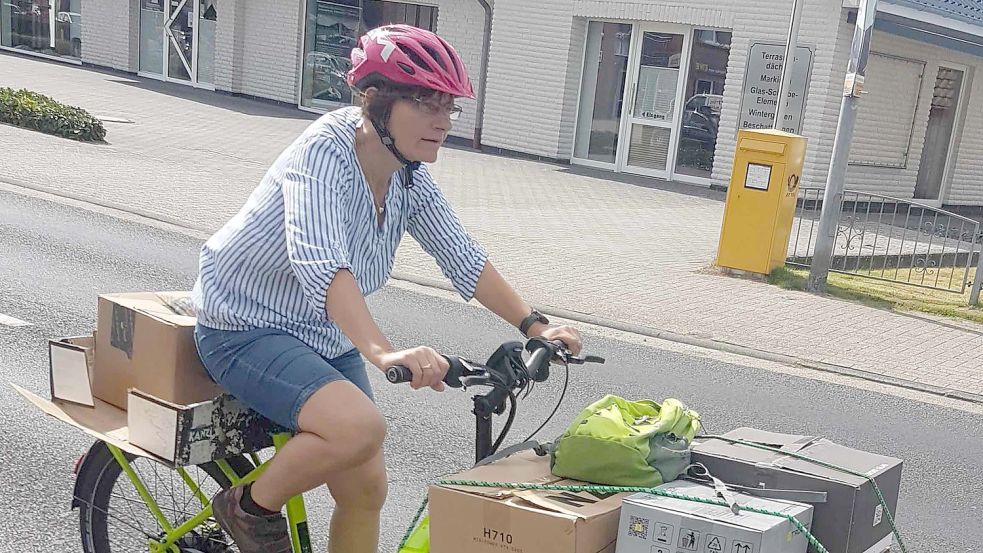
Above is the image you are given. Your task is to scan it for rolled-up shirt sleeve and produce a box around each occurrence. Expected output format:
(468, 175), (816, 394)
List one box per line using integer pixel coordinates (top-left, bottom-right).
(407, 167), (488, 301)
(282, 137), (353, 313)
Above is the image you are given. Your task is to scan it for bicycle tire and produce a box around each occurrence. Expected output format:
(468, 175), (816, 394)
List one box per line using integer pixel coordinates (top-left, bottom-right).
(75, 440), (255, 553)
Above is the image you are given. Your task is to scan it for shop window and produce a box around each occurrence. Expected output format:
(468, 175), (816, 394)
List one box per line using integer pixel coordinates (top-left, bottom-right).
(300, 0), (438, 110)
(1, 0), (82, 60)
(675, 29), (732, 180)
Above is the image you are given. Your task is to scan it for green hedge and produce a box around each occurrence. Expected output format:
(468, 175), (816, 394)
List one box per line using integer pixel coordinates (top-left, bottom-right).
(0, 87), (106, 142)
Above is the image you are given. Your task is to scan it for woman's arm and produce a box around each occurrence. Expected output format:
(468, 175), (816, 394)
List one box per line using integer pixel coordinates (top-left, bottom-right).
(325, 268), (395, 368)
(325, 269), (449, 390)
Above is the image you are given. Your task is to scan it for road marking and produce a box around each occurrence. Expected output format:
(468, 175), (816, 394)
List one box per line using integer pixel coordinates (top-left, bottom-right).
(0, 313), (32, 327)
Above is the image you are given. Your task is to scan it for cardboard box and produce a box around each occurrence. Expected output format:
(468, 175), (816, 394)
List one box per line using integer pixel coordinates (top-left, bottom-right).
(428, 450), (628, 553)
(616, 481), (813, 553)
(692, 428), (903, 553)
(49, 334), (97, 407)
(13, 383), (278, 468)
(94, 292), (221, 409)
(127, 389), (279, 466)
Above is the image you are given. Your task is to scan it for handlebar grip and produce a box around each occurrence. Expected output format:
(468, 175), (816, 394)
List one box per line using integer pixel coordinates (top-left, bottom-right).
(385, 356), (468, 388)
(385, 365), (414, 384)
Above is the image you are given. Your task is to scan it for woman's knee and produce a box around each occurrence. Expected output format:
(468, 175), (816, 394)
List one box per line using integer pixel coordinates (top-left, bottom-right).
(297, 380), (387, 467)
(342, 410), (387, 465)
(329, 451), (388, 511)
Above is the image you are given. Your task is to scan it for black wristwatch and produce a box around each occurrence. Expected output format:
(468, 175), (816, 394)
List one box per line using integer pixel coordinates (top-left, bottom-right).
(519, 309), (550, 338)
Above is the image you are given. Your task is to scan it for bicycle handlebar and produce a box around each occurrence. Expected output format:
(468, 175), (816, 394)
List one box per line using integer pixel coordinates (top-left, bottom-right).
(385, 338), (604, 463)
(384, 338), (601, 388)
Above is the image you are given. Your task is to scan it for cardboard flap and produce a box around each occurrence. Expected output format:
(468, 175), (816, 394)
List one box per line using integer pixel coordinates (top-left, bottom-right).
(439, 451), (625, 520)
(514, 481), (627, 519)
(128, 390), (180, 462)
(441, 450), (560, 498)
(12, 383), (163, 463)
(49, 336), (95, 407)
(101, 292), (197, 327)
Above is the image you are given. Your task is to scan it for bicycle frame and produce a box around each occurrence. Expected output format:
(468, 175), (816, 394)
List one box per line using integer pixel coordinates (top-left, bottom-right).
(106, 432), (312, 553)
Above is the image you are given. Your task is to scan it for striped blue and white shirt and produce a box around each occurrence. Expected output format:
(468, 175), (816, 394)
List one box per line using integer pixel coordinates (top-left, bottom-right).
(192, 106), (487, 358)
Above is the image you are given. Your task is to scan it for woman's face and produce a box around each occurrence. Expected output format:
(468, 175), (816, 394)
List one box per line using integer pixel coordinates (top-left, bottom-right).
(386, 92), (455, 163)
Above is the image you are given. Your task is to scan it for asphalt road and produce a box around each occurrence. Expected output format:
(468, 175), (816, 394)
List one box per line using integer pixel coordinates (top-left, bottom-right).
(1, 188), (980, 553)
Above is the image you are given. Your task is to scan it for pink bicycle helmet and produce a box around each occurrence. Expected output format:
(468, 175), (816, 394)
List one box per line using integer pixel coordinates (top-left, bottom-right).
(348, 24), (475, 99)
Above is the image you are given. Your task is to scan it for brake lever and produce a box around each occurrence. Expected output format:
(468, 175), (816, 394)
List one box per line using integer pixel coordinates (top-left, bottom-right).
(564, 354), (606, 365)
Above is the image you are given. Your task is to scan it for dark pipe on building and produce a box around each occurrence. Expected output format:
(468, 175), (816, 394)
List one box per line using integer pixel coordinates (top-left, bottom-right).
(473, 0), (492, 149)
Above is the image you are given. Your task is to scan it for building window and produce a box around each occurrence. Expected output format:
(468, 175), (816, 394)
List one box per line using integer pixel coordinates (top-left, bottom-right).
(300, 0), (438, 111)
(675, 29), (732, 180)
(1, 0), (82, 60)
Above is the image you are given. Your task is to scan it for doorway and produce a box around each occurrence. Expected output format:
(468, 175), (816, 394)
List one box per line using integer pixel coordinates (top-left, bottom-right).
(139, 0), (217, 87)
(914, 65), (966, 204)
(572, 21), (731, 183)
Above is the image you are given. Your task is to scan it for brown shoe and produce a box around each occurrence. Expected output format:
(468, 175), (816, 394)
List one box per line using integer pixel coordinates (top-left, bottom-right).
(211, 485), (292, 553)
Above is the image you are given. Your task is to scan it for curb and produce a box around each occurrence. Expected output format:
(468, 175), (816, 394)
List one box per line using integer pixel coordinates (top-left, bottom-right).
(393, 271), (983, 406)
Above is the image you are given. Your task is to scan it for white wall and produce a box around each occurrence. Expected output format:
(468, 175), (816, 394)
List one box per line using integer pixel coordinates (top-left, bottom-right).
(81, 0), (140, 71)
(844, 31), (983, 205)
(482, 0), (586, 157)
(213, 0), (244, 93)
(235, 0), (303, 103)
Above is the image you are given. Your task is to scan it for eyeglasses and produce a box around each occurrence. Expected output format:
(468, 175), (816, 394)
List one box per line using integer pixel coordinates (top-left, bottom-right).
(407, 96), (463, 121)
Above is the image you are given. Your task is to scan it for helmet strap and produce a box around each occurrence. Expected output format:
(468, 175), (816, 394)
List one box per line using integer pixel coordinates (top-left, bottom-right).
(367, 107), (420, 189)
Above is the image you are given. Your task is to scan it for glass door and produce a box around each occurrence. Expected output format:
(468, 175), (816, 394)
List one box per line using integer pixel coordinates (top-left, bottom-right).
(572, 21), (632, 168)
(620, 29), (689, 179)
(164, 0), (195, 82)
(139, 0), (166, 75)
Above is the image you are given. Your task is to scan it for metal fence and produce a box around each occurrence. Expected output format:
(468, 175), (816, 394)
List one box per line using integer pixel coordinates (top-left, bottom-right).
(788, 187), (983, 304)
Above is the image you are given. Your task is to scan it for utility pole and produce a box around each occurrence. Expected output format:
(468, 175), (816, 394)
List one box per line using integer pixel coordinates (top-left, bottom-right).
(774, 0), (804, 131)
(807, 0), (879, 292)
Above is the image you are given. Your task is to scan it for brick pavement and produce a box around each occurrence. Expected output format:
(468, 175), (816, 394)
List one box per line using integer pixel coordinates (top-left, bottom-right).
(2, 52), (981, 398)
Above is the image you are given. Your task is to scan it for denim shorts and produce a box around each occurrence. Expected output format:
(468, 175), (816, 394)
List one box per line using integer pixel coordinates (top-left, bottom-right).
(193, 324), (374, 431)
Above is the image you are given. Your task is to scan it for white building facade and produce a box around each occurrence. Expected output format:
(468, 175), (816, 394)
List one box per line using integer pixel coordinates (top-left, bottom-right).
(3, 0), (981, 206)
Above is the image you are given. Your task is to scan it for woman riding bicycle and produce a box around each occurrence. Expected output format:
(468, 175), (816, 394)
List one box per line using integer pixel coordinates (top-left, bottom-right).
(191, 24), (582, 553)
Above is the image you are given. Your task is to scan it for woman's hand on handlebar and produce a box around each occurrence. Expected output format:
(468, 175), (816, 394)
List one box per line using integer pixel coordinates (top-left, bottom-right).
(535, 325), (583, 356)
(377, 347), (450, 391)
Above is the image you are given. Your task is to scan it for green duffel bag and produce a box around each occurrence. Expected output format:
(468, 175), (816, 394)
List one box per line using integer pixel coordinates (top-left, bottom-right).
(549, 394), (702, 487)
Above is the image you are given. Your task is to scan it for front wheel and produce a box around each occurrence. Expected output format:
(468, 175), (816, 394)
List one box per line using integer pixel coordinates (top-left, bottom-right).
(74, 441), (254, 553)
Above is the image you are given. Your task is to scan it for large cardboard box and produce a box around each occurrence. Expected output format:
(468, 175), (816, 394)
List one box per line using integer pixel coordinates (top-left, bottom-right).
(94, 292), (221, 409)
(691, 428), (902, 553)
(428, 450), (628, 553)
(616, 481), (813, 553)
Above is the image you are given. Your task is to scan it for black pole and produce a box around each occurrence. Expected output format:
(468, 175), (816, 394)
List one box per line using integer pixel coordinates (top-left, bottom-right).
(475, 412), (493, 464)
(474, 395), (495, 463)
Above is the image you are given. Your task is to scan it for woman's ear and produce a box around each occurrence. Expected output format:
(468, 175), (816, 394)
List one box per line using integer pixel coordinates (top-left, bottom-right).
(361, 87), (379, 106)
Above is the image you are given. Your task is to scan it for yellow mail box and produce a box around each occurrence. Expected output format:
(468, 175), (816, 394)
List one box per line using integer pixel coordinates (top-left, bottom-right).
(717, 129), (808, 275)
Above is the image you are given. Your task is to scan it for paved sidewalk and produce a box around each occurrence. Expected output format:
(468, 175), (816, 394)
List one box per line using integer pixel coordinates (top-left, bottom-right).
(3, 52), (981, 398)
